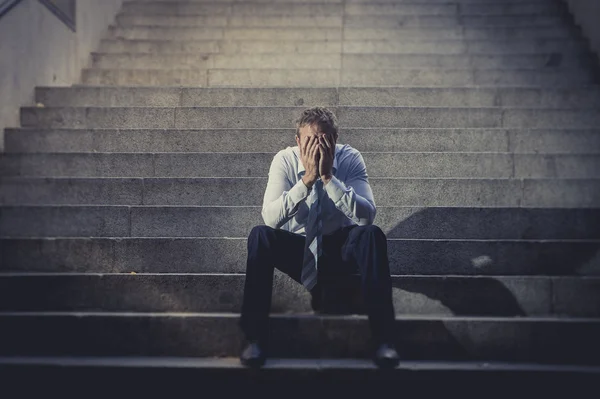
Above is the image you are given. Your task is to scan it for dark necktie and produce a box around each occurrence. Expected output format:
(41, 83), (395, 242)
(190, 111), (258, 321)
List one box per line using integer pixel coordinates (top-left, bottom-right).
(301, 179), (323, 291)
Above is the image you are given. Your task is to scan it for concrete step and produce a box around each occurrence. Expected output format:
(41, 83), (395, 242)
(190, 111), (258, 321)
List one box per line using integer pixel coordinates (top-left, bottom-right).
(99, 39), (351, 54)
(6, 128), (600, 154)
(344, 39), (588, 55)
(115, 0), (569, 3)
(2, 153), (600, 179)
(34, 87), (600, 108)
(1, 312), (599, 364)
(114, 14), (564, 28)
(109, 26), (342, 40)
(97, 38), (587, 55)
(2, 358), (599, 394)
(7, 272), (600, 317)
(88, 52), (594, 70)
(343, 15), (566, 28)
(345, 0), (566, 3)
(1, 273), (599, 317)
(346, 27), (577, 40)
(3, 236), (599, 275)
(1, 205), (599, 239)
(2, 177), (599, 207)
(119, 2), (562, 17)
(343, 54), (595, 69)
(90, 53), (342, 69)
(344, 2), (563, 16)
(120, 2), (343, 16)
(107, 26), (577, 41)
(82, 69), (210, 86)
(115, 14), (342, 28)
(80, 68), (596, 87)
(20, 106), (600, 129)
(0, 357), (598, 395)
(81, 68), (348, 87)
(340, 69), (593, 87)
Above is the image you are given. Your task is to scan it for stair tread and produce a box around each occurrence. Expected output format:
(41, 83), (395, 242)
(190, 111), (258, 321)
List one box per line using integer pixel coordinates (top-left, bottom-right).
(3, 311), (600, 321)
(2, 356), (600, 372)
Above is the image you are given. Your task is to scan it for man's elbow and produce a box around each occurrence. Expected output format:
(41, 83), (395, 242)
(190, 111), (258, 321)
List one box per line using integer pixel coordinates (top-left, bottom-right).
(356, 205), (376, 226)
(261, 208), (280, 229)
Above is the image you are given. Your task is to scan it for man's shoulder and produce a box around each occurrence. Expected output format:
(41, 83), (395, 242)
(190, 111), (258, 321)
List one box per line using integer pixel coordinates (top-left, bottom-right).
(337, 143), (360, 156)
(336, 144), (362, 166)
(275, 146), (300, 160)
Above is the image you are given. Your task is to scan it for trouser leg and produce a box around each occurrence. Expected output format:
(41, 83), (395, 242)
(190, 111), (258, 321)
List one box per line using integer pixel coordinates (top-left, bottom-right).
(239, 225), (305, 343)
(341, 224), (396, 344)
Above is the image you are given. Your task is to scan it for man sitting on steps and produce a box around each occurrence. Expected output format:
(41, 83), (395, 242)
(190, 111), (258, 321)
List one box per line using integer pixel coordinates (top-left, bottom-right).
(239, 106), (400, 369)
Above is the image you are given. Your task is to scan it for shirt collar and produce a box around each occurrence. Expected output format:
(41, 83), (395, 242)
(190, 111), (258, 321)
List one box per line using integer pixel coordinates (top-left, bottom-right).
(297, 145), (338, 178)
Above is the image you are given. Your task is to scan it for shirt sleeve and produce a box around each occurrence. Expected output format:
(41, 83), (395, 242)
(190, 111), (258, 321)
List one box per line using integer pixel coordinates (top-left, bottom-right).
(261, 151), (311, 229)
(323, 151), (376, 225)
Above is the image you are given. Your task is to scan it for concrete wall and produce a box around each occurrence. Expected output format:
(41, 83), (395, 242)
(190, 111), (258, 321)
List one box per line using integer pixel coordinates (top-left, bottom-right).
(0, 0), (123, 149)
(565, 0), (600, 63)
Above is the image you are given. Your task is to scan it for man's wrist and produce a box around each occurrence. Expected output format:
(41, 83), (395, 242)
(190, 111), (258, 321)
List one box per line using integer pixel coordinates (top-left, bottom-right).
(321, 173), (333, 185)
(302, 175), (316, 188)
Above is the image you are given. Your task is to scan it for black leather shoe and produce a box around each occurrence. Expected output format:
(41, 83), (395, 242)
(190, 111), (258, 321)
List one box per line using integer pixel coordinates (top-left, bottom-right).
(374, 343), (400, 369)
(240, 341), (266, 368)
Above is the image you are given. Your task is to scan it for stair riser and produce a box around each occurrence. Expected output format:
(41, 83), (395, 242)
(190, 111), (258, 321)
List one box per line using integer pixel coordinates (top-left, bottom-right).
(116, 15), (341, 27)
(344, 54), (594, 69)
(119, 4), (342, 16)
(2, 153), (600, 179)
(0, 363), (597, 393)
(3, 237), (598, 275)
(7, 129), (600, 154)
(2, 178), (600, 207)
(34, 87), (600, 108)
(89, 53), (593, 70)
(107, 27), (576, 41)
(347, 15), (566, 28)
(1, 206), (599, 239)
(1, 315), (599, 364)
(79, 72), (593, 87)
(340, 70), (594, 87)
(82, 68), (595, 88)
(2, 274), (598, 317)
(119, 3), (562, 16)
(114, 15), (564, 28)
(346, 3), (563, 16)
(4, 365), (600, 393)
(20, 107), (600, 129)
(97, 39), (586, 55)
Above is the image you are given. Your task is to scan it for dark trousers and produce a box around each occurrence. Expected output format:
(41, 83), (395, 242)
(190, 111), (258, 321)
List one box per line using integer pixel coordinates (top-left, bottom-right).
(239, 224), (396, 346)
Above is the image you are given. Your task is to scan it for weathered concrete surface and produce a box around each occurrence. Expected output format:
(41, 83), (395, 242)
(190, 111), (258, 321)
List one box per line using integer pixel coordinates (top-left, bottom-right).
(1, 312), (600, 364)
(3, 273), (598, 317)
(0, 0), (123, 149)
(2, 236), (599, 275)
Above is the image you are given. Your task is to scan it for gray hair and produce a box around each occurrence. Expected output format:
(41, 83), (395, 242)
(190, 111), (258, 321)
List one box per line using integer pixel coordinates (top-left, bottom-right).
(295, 106), (339, 139)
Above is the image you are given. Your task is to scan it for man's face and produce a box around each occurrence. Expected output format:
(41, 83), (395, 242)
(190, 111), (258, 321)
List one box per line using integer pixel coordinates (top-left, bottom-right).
(295, 124), (337, 148)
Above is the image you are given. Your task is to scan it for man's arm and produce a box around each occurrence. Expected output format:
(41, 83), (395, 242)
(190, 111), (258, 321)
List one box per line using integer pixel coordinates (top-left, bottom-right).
(261, 151), (310, 229)
(322, 151), (376, 225)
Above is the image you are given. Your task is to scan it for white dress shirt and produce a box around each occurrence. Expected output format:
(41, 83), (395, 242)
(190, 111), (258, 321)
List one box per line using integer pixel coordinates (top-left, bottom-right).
(261, 143), (377, 235)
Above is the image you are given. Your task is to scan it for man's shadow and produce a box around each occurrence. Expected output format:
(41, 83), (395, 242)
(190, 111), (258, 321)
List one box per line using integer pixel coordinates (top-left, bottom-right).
(267, 206), (600, 361)
(315, 206), (600, 317)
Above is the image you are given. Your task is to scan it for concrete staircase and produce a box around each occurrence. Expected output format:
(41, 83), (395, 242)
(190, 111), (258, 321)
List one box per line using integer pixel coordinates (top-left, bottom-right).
(1, 0), (600, 390)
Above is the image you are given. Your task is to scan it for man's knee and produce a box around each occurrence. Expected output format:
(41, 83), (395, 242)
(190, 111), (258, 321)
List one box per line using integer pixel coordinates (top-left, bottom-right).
(353, 224), (386, 240)
(248, 225), (276, 248)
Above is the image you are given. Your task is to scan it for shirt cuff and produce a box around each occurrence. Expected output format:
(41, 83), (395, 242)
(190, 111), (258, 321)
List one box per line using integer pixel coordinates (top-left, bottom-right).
(289, 178), (311, 204)
(323, 175), (346, 204)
